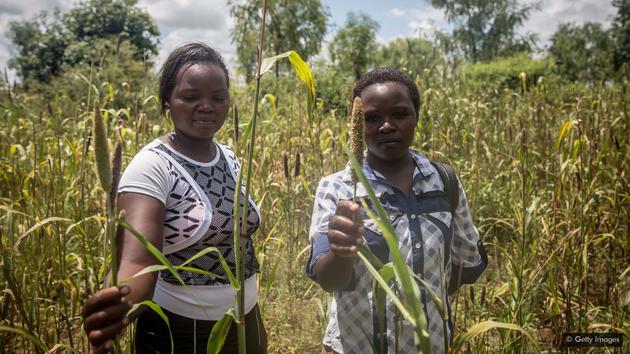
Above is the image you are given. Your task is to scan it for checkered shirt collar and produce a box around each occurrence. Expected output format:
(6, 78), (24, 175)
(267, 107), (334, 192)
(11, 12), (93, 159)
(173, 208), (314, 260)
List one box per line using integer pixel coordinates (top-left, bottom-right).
(341, 149), (435, 183)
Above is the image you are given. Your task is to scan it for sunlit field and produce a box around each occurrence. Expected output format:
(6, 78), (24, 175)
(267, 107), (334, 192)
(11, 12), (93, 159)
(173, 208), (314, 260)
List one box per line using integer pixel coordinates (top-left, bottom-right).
(1, 53), (628, 352)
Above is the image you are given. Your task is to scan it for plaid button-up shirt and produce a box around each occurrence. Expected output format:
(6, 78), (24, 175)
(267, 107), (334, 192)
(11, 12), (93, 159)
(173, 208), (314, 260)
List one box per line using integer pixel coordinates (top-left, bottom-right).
(307, 149), (487, 354)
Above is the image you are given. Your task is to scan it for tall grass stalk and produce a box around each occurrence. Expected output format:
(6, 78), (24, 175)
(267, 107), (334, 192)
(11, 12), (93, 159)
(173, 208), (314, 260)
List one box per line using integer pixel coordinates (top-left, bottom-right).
(233, 1), (269, 353)
(92, 103), (123, 353)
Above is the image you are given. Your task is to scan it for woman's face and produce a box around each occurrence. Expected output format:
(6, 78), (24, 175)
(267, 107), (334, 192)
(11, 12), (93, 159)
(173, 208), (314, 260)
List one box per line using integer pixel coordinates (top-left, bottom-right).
(360, 81), (417, 162)
(167, 63), (230, 140)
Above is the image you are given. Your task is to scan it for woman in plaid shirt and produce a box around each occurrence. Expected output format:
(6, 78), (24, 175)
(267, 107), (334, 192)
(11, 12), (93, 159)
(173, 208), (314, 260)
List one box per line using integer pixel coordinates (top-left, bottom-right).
(307, 68), (487, 354)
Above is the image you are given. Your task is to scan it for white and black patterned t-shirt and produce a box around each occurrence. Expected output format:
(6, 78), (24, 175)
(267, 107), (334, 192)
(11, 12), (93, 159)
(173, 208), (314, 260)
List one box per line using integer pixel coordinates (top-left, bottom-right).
(118, 139), (261, 320)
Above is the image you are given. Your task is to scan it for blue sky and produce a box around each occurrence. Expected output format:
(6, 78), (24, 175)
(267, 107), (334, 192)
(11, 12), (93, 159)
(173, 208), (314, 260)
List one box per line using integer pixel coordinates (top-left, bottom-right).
(0, 0), (617, 81)
(324, 0), (449, 41)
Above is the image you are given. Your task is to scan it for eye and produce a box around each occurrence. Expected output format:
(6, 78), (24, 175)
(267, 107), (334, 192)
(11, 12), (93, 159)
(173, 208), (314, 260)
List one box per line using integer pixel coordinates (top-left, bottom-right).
(393, 110), (409, 118)
(364, 114), (379, 123)
(182, 95), (198, 101)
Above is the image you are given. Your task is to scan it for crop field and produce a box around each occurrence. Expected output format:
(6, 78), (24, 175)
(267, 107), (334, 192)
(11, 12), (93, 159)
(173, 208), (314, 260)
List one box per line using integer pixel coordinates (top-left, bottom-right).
(0, 56), (628, 353)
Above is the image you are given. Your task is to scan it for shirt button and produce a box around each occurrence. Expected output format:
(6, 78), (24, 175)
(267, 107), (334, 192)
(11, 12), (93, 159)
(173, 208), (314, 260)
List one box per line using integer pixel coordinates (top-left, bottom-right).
(415, 243), (422, 249)
(410, 214), (416, 219)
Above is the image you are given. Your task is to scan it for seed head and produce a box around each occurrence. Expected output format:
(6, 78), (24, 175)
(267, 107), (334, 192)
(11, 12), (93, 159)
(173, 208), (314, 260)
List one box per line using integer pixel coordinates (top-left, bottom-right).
(350, 96), (364, 183)
(232, 103), (239, 142)
(93, 103), (112, 193)
(109, 134), (122, 212)
(283, 152), (290, 181)
(294, 151), (301, 177)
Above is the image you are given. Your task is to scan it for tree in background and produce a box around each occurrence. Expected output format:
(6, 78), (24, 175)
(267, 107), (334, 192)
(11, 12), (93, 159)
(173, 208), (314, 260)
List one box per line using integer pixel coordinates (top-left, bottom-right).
(376, 37), (443, 76)
(328, 12), (379, 80)
(229, 0), (329, 81)
(428, 0), (538, 62)
(62, 0), (159, 65)
(8, 13), (69, 82)
(549, 22), (614, 82)
(612, 0), (630, 70)
(8, 0), (159, 82)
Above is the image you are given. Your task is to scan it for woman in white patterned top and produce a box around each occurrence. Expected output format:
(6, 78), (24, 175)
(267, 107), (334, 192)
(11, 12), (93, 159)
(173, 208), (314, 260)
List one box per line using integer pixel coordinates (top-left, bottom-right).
(307, 68), (487, 354)
(82, 43), (267, 354)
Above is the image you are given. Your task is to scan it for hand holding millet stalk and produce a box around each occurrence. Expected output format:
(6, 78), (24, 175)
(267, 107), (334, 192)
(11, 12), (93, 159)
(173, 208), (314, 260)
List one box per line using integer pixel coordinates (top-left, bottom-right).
(312, 97), (366, 292)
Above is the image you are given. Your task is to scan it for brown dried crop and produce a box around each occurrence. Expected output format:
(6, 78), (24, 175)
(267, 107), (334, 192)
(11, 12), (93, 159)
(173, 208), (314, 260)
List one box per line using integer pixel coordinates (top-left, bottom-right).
(350, 96), (364, 183)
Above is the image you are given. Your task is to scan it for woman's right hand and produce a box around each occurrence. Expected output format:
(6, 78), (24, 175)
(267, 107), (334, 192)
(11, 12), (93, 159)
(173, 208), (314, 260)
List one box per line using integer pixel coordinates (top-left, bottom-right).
(82, 285), (133, 354)
(328, 200), (365, 258)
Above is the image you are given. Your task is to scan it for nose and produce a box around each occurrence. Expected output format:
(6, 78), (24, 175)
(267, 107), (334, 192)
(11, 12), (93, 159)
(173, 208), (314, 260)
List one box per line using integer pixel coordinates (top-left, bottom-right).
(378, 118), (395, 133)
(198, 98), (214, 112)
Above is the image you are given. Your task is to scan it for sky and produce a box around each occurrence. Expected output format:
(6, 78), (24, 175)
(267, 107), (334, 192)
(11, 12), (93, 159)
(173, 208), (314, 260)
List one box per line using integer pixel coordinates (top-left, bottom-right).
(0, 0), (618, 81)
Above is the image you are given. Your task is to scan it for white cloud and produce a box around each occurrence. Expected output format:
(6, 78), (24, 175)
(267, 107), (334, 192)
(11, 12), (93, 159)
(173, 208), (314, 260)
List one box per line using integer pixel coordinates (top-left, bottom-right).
(0, 0), (620, 81)
(0, 0), (76, 81)
(521, 0), (616, 47)
(0, 0), (73, 16)
(0, 0), (236, 81)
(406, 6), (448, 34)
(137, 0), (236, 71)
(381, 5), (448, 43)
(375, 35), (388, 45)
(137, 0), (228, 31)
(385, 0), (615, 48)
(157, 27), (236, 72)
(389, 8), (405, 18)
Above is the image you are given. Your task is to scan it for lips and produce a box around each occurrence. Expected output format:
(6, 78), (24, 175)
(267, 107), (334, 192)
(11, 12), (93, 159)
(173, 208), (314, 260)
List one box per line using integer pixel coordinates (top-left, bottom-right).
(376, 137), (401, 144)
(193, 117), (216, 124)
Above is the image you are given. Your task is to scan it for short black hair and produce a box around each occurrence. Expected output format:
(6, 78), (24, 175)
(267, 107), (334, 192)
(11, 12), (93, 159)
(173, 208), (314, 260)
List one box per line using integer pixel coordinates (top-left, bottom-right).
(158, 42), (229, 111)
(352, 68), (420, 116)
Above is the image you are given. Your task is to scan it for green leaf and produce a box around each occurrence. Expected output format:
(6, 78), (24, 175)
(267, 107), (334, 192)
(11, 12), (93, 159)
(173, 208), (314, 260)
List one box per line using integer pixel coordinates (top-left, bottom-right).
(260, 51), (315, 119)
(239, 114), (255, 153)
(344, 145), (431, 354)
(357, 243), (384, 269)
(116, 219), (186, 286)
(357, 252), (415, 326)
(372, 261), (396, 354)
(124, 264), (224, 283)
(180, 247), (237, 288)
(413, 275), (446, 320)
(206, 308), (236, 354)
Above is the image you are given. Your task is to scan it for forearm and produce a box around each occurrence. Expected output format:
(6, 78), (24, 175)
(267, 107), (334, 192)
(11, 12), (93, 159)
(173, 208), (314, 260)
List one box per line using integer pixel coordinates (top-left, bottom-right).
(314, 252), (356, 292)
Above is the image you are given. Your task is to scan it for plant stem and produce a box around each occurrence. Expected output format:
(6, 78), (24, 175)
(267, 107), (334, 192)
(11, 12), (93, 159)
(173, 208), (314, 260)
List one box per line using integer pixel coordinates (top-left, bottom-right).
(236, 1), (268, 354)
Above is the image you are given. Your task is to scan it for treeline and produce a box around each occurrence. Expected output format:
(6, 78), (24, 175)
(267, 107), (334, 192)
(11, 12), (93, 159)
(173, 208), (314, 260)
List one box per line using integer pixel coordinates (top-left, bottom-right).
(4, 0), (630, 98)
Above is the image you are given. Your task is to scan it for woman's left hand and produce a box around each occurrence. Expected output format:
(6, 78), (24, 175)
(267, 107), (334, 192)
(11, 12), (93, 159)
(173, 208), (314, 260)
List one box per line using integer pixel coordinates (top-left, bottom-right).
(83, 286), (132, 354)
